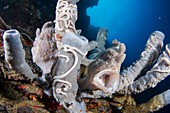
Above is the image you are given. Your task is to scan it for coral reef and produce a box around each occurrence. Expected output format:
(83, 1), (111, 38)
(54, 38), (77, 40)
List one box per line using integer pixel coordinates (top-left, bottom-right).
(0, 0), (170, 113)
(121, 89), (170, 113)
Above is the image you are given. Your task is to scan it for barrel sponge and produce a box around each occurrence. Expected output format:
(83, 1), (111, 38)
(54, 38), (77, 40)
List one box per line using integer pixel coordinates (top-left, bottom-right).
(3, 29), (36, 80)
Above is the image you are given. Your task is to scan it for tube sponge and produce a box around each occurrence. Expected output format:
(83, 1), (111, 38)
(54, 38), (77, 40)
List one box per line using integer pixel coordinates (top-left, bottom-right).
(3, 29), (36, 80)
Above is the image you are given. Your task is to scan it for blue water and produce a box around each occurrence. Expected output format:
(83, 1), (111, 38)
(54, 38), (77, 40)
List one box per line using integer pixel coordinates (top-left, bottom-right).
(86, 0), (170, 66)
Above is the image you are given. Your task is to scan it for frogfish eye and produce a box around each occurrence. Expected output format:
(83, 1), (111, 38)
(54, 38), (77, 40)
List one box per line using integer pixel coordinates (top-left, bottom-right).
(112, 43), (121, 52)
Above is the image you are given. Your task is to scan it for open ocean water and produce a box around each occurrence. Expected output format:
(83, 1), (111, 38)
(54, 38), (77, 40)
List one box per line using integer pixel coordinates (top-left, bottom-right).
(84, 0), (170, 66)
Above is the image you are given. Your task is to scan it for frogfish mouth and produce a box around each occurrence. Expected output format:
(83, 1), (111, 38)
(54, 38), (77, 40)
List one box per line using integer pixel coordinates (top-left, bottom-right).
(79, 40), (126, 94)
